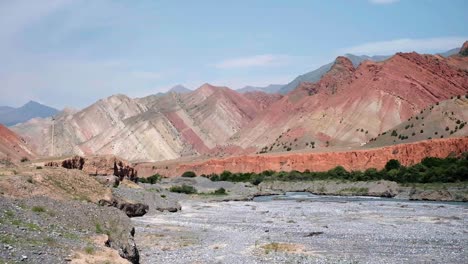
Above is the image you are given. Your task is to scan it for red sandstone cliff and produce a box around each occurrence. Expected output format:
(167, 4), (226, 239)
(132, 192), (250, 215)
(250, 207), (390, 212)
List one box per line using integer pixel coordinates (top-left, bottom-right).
(136, 137), (468, 177)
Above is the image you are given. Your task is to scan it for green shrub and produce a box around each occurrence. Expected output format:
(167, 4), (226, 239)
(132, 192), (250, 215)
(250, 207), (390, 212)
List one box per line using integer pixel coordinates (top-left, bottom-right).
(206, 154), (468, 184)
(138, 174), (161, 184)
(31, 206), (46, 213)
(214, 188), (227, 195)
(20, 157), (29, 163)
(181, 171), (196, 178)
(385, 159), (401, 171)
(170, 185), (197, 194)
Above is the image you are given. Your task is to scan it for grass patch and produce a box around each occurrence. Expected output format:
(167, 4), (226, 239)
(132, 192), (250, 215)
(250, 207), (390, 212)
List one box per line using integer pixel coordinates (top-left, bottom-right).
(11, 219), (41, 231)
(84, 245), (95, 255)
(4, 210), (14, 218)
(31, 206), (46, 213)
(261, 242), (303, 254)
(44, 237), (57, 246)
(169, 185), (197, 194)
(63, 232), (81, 241)
(0, 234), (16, 245)
(198, 188), (228, 196)
(95, 223), (105, 234)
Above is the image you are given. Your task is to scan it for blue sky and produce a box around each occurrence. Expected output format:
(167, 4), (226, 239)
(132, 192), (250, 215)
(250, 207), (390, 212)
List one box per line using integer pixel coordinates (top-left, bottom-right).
(0, 0), (467, 109)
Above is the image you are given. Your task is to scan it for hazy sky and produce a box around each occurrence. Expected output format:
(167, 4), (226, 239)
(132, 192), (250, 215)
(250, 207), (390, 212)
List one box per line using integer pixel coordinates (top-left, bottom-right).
(0, 0), (467, 109)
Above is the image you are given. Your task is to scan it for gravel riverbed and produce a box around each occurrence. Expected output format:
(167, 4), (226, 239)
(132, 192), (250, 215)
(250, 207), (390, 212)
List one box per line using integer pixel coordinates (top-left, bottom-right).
(133, 196), (467, 264)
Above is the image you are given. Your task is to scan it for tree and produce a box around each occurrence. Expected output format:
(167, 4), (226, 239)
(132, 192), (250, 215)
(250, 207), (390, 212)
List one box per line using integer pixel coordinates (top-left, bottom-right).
(385, 159), (401, 171)
(181, 171), (196, 178)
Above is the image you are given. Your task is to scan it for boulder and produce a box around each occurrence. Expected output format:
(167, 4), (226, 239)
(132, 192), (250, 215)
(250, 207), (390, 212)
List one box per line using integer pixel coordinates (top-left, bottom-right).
(99, 198), (149, 217)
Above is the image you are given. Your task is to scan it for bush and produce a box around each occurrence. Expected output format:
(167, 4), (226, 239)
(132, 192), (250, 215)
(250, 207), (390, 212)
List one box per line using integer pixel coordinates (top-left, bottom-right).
(169, 184), (197, 194)
(206, 154), (468, 184)
(391, 130), (398, 137)
(138, 174), (161, 184)
(181, 171), (196, 178)
(385, 159), (401, 171)
(213, 188), (227, 195)
(20, 157), (29, 163)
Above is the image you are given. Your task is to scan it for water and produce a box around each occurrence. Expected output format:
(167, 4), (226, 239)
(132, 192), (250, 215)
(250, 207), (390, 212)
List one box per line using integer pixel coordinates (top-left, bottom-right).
(253, 191), (468, 206)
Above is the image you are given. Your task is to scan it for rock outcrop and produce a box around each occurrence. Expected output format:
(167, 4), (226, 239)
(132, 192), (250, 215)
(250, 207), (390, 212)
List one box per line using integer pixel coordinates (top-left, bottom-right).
(137, 137), (468, 177)
(99, 198), (149, 217)
(460, 41), (468, 56)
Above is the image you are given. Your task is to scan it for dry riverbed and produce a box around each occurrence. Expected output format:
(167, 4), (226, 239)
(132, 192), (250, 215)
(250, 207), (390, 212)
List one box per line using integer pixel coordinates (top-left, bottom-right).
(133, 195), (467, 264)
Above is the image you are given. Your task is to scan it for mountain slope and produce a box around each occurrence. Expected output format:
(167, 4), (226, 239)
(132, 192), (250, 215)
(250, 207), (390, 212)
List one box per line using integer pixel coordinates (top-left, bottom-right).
(278, 54), (390, 94)
(0, 101), (58, 126)
(366, 96), (467, 148)
(12, 84), (279, 161)
(229, 52), (468, 154)
(0, 124), (35, 162)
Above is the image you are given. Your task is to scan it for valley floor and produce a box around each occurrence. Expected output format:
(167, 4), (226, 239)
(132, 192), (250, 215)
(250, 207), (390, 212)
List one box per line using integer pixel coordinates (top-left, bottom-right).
(133, 196), (467, 264)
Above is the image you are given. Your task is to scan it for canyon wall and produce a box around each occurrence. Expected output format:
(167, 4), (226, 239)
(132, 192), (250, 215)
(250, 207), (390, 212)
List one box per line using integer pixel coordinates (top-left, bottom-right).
(136, 137), (468, 177)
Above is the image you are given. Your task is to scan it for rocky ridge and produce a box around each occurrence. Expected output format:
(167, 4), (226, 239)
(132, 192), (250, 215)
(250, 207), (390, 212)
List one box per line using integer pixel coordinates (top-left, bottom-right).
(136, 137), (468, 177)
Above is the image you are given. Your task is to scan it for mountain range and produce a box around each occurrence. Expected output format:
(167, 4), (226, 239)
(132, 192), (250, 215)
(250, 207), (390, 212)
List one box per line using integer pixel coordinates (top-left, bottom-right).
(6, 42), (468, 162)
(237, 84), (284, 94)
(0, 101), (58, 126)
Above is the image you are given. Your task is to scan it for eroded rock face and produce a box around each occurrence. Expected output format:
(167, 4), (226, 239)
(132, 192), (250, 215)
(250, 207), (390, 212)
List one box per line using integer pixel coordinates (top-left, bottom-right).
(137, 137), (468, 177)
(46, 155), (138, 181)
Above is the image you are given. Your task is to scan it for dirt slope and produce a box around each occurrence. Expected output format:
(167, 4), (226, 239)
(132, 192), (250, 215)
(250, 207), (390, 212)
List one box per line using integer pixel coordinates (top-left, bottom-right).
(366, 96), (467, 147)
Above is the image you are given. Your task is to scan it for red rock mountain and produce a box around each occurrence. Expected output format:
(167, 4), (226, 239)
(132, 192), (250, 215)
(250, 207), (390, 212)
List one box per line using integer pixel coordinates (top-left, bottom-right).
(228, 52), (468, 153)
(0, 124), (35, 162)
(11, 48), (468, 162)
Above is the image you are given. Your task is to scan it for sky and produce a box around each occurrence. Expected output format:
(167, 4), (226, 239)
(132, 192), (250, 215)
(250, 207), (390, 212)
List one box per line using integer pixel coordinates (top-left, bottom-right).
(0, 0), (467, 109)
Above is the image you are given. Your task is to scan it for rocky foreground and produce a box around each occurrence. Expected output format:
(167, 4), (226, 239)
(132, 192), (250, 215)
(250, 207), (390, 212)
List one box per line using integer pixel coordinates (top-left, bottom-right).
(0, 161), (467, 263)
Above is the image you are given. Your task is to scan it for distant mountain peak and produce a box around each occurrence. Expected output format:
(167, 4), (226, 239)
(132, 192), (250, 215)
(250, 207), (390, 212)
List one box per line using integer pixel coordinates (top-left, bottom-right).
(24, 100), (42, 106)
(0, 100), (58, 126)
(168, 84), (191, 93)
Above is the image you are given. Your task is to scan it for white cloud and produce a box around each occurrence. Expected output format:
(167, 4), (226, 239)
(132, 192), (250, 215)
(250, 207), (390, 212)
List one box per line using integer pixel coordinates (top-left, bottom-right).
(215, 54), (290, 69)
(369, 0), (400, 4)
(340, 37), (467, 55)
